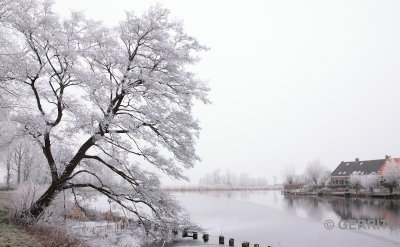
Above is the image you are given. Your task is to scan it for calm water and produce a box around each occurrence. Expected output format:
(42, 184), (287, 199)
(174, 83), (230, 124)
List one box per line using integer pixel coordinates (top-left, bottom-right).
(166, 191), (400, 247)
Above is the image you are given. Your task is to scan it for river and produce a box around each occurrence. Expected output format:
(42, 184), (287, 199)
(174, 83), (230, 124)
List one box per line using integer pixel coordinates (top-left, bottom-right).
(165, 190), (400, 247)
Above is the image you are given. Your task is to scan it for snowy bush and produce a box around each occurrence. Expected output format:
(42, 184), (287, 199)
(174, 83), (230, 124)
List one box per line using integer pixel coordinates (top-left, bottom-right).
(360, 174), (380, 190)
(8, 182), (48, 221)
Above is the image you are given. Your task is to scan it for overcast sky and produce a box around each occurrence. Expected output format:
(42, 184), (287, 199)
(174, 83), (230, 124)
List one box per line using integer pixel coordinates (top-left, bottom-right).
(17, 0), (400, 185)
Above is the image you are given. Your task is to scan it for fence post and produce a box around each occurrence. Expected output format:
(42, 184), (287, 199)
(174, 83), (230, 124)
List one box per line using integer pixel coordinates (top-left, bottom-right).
(219, 236), (225, 245)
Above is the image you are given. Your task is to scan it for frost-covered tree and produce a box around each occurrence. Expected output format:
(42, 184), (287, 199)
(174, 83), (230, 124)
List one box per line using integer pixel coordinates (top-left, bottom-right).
(0, 139), (49, 186)
(383, 159), (400, 194)
(282, 166), (297, 185)
(304, 160), (330, 186)
(239, 172), (251, 187)
(349, 175), (362, 191)
(198, 170), (267, 188)
(361, 174), (380, 192)
(350, 174), (380, 192)
(0, 0), (208, 236)
(2, 153), (12, 189)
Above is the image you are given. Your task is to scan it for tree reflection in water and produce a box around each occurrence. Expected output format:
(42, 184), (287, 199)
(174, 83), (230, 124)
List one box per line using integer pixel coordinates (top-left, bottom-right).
(283, 195), (400, 230)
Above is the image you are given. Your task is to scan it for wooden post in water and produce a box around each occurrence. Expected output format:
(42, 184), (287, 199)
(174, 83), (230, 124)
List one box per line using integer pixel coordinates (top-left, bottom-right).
(229, 238), (234, 246)
(193, 232), (198, 240)
(202, 234), (209, 242)
(242, 241), (249, 247)
(219, 236), (225, 245)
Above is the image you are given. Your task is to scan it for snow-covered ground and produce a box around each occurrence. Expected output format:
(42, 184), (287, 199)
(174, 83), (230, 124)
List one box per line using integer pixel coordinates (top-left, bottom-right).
(66, 220), (142, 247)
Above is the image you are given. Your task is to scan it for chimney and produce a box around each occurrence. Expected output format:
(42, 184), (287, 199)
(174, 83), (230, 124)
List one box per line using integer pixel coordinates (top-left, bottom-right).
(355, 158), (359, 162)
(385, 155), (391, 161)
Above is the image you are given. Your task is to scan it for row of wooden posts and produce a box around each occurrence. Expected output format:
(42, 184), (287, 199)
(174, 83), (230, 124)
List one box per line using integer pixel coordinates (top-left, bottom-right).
(183, 231), (272, 247)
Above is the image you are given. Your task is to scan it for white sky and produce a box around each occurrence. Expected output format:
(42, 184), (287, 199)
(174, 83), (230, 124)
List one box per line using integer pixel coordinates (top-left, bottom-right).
(4, 0), (400, 185)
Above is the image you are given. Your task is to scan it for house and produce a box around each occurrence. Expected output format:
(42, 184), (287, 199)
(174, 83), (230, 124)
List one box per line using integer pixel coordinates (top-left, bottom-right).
(330, 155), (396, 186)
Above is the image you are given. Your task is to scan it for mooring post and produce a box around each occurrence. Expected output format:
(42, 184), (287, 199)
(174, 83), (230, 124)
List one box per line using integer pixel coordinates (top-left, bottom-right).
(219, 235), (225, 244)
(202, 234), (209, 242)
(229, 238), (235, 246)
(193, 232), (198, 240)
(242, 241), (249, 247)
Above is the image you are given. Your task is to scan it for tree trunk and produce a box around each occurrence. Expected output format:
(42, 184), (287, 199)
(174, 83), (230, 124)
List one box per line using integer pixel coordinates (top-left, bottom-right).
(28, 136), (96, 218)
(6, 161), (11, 190)
(17, 163), (21, 185)
(28, 182), (61, 218)
(14, 144), (23, 186)
(23, 162), (30, 182)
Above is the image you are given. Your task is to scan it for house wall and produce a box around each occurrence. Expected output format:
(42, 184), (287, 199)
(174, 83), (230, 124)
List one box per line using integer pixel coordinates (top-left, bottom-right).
(380, 158), (400, 173)
(330, 176), (350, 185)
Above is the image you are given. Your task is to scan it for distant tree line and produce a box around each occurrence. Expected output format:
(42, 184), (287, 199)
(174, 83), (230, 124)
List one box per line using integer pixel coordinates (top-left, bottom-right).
(198, 170), (269, 188)
(282, 160), (331, 186)
(1, 139), (50, 190)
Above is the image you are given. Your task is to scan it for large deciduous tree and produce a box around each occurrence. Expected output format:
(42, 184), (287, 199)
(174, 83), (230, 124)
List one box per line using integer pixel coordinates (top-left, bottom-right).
(282, 166), (299, 185)
(304, 160), (330, 186)
(0, 0), (208, 236)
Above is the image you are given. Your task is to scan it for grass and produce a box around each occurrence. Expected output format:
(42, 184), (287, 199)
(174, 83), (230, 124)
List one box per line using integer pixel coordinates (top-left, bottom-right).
(0, 191), (40, 247)
(0, 191), (88, 247)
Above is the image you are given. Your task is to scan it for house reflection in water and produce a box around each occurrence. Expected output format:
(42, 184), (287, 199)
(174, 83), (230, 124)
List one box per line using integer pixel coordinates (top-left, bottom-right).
(283, 195), (400, 230)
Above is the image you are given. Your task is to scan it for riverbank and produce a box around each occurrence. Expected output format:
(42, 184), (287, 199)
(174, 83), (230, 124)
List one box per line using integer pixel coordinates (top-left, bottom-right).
(162, 186), (283, 192)
(0, 191), (86, 247)
(0, 191), (41, 247)
(282, 189), (400, 199)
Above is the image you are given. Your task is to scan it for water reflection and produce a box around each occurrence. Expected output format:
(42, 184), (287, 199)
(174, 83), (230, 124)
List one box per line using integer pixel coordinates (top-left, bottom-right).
(282, 195), (328, 220)
(283, 194), (400, 230)
(172, 189), (255, 200)
(170, 191), (400, 247)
